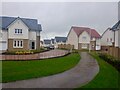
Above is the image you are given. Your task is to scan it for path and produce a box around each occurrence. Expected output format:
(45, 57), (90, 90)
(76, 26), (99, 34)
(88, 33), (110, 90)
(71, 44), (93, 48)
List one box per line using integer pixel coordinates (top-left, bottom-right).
(2, 52), (99, 88)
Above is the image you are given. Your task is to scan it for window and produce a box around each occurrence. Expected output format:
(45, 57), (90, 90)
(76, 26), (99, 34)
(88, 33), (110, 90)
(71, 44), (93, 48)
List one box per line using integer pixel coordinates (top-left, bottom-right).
(13, 40), (23, 48)
(20, 41), (23, 47)
(82, 36), (87, 40)
(15, 29), (22, 34)
(14, 41), (16, 47)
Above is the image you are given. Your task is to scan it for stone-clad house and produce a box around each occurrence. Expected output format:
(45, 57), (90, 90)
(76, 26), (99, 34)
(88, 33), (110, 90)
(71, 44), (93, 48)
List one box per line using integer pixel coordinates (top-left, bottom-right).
(67, 26), (101, 50)
(0, 16), (42, 51)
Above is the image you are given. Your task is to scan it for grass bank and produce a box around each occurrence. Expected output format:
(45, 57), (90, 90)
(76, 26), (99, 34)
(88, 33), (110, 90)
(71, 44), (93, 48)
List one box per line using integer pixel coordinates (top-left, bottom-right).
(80, 52), (119, 88)
(2, 53), (80, 83)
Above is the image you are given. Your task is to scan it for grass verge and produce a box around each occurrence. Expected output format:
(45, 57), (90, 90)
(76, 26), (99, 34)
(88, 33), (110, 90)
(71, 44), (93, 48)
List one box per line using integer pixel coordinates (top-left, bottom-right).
(79, 52), (119, 88)
(2, 53), (80, 83)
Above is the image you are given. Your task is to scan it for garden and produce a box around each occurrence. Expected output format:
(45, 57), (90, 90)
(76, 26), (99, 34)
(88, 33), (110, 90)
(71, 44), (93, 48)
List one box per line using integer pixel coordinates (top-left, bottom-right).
(79, 52), (120, 88)
(2, 53), (80, 83)
(2, 48), (48, 55)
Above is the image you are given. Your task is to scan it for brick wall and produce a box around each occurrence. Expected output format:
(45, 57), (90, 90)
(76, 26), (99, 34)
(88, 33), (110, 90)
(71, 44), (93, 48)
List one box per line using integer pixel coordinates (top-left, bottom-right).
(0, 50), (69, 60)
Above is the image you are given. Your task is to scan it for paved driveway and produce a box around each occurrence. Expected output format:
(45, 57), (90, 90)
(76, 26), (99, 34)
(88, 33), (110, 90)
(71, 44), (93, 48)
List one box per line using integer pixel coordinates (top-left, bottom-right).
(2, 52), (99, 88)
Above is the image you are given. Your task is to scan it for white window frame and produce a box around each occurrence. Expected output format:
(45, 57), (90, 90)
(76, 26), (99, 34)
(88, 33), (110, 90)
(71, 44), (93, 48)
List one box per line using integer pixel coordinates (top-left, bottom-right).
(13, 40), (23, 48)
(15, 29), (22, 34)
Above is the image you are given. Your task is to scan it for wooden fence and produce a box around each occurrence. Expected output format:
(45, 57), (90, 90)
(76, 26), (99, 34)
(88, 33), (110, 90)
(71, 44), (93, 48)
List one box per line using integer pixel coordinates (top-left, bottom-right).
(101, 46), (120, 60)
(58, 44), (74, 50)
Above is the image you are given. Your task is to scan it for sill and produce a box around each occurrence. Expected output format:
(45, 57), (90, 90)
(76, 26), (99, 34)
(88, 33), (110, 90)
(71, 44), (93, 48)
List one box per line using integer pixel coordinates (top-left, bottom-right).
(13, 47), (23, 48)
(14, 34), (23, 35)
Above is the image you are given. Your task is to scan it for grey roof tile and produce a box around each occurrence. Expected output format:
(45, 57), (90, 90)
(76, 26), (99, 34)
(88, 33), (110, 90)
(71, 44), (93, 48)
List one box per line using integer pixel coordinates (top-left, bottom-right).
(55, 37), (67, 43)
(0, 16), (42, 31)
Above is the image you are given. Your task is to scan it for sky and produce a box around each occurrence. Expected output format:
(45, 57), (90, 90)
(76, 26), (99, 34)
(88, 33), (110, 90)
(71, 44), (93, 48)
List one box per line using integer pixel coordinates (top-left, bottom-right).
(1, 1), (119, 40)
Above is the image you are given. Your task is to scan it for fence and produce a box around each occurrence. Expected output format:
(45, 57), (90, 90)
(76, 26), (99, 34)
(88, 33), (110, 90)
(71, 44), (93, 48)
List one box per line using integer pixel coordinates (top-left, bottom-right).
(58, 44), (74, 49)
(101, 46), (120, 60)
(0, 50), (69, 60)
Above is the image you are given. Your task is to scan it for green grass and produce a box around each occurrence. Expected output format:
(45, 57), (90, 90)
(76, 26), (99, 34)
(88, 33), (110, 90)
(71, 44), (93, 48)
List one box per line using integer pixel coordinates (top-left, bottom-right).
(2, 53), (80, 83)
(80, 52), (119, 88)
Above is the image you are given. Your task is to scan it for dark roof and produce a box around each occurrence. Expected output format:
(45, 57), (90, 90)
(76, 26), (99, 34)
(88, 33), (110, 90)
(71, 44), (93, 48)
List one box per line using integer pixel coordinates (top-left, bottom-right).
(111, 20), (120, 31)
(44, 40), (51, 44)
(55, 37), (67, 43)
(0, 16), (42, 31)
(71, 26), (101, 38)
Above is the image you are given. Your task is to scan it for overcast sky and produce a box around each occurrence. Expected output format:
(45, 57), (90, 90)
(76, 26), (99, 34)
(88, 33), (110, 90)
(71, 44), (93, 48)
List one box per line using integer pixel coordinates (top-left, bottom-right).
(2, 2), (118, 40)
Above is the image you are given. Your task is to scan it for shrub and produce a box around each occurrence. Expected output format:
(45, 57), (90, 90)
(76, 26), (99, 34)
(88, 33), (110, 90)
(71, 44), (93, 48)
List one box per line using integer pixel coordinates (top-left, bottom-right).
(98, 53), (120, 72)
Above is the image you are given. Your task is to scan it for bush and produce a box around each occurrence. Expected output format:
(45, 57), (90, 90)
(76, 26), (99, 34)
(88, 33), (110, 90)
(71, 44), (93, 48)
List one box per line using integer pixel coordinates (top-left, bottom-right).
(15, 51), (33, 55)
(3, 48), (46, 55)
(98, 53), (120, 72)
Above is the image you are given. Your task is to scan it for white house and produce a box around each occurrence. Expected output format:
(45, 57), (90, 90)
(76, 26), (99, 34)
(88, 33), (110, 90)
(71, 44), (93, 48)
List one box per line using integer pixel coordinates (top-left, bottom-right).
(43, 39), (52, 48)
(54, 37), (67, 48)
(101, 20), (120, 47)
(67, 26), (101, 50)
(0, 16), (42, 52)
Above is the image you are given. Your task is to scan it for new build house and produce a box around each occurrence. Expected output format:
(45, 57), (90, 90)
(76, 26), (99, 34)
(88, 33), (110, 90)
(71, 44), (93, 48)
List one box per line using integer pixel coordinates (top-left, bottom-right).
(67, 26), (101, 50)
(54, 37), (67, 48)
(0, 16), (42, 51)
(101, 20), (120, 47)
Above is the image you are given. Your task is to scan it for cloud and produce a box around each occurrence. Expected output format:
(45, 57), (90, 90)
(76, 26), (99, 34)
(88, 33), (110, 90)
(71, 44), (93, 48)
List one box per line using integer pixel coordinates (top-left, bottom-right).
(2, 2), (118, 39)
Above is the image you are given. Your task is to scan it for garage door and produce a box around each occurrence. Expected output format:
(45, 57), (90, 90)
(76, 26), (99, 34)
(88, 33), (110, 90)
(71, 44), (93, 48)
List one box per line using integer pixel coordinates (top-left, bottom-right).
(0, 41), (7, 50)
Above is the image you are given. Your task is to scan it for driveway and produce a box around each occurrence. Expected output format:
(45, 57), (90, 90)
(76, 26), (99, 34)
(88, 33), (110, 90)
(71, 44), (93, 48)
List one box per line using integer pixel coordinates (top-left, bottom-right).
(2, 52), (99, 88)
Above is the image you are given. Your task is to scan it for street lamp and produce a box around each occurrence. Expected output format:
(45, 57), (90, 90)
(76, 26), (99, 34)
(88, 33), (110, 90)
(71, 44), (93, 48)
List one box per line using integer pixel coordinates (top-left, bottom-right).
(89, 29), (92, 53)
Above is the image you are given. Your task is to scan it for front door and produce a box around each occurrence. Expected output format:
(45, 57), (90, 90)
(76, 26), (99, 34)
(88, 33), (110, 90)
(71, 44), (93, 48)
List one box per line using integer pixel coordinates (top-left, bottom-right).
(31, 41), (35, 49)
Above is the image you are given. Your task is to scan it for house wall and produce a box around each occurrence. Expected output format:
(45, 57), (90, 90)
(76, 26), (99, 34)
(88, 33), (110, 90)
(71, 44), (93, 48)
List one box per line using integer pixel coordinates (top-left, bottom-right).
(119, 29), (120, 48)
(79, 31), (90, 44)
(36, 36), (40, 49)
(8, 39), (29, 51)
(0, 30), (8, 42)
(8, 19), (29, 39)
(0, 30), (8, 51)
(115, 30), (118, 47)
(96, 38), (101, 50)
(29, 31), (36, 40)
(78, 31), (90, 50)
(101, 29), (114, 46)
(67, 29), (78, 49)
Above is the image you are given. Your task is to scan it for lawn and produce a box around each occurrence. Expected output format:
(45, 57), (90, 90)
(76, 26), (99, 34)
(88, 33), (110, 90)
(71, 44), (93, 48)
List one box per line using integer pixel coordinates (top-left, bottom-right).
(2, 53), (80, 83)
(80, 52), (119, 88)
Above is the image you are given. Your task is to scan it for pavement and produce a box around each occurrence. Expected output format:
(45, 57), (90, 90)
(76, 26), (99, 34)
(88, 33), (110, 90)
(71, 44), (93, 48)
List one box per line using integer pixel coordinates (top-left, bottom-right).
(2, 52), (99, 88)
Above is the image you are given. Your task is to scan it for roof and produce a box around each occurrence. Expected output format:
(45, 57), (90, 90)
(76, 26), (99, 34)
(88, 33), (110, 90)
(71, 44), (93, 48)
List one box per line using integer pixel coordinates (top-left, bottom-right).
(111, 20), (120, 31)
(0, 16), (42, 31)
(44, 39), (51, 44)
(55, 37), (67, 43)
(71, 26), (101, 38)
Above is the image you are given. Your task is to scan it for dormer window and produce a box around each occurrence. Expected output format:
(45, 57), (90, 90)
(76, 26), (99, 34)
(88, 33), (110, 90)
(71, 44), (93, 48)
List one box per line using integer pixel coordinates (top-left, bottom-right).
(15, 29), (22, 34)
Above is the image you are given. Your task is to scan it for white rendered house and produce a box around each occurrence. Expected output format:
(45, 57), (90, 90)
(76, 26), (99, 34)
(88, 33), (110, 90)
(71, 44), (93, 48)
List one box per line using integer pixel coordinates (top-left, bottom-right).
(0, 16), (42, 51)
(67, 26), (101, 50)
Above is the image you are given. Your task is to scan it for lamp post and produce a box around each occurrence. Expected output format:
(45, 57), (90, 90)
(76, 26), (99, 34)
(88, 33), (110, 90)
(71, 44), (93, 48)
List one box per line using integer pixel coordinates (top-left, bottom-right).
(89, 29), (91, 53)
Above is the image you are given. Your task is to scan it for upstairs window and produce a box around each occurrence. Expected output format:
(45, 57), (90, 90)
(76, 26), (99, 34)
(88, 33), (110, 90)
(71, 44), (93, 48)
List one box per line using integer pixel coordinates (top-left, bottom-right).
(82, 36), (87, 40)
(15, 29), (22, 34)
